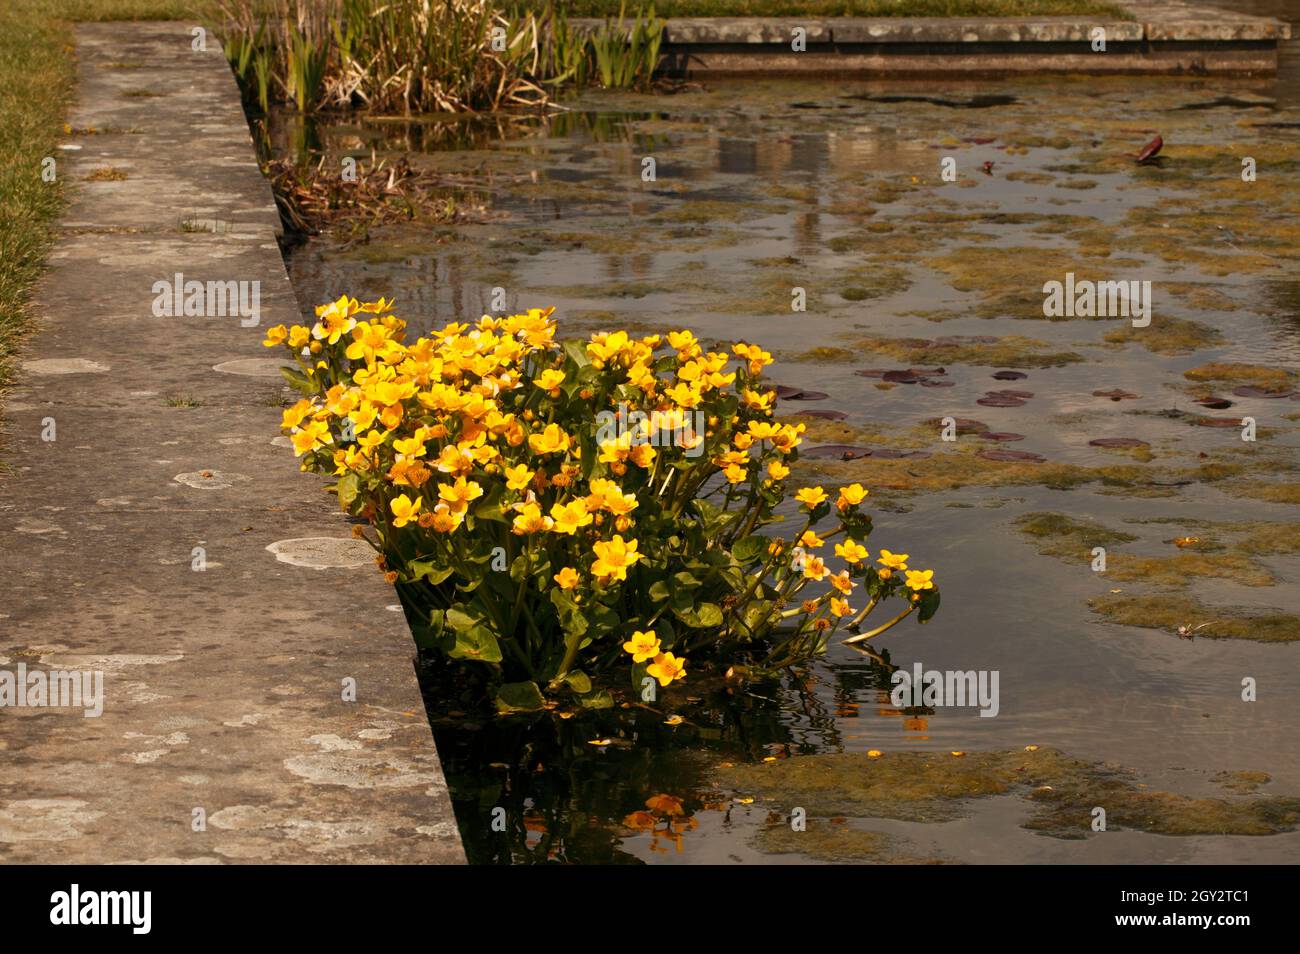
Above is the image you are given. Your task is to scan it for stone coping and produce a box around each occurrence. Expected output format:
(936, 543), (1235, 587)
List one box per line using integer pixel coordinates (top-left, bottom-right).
(0, 22), (464, 864)
(572, 1), (1291, 43)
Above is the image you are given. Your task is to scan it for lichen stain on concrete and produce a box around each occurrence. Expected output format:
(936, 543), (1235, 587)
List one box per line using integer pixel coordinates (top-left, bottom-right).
(22, 358), (109, 375)
(174, 471), (250, 490)
(283, 751), (443, 790)
(0, 799), (105, 843)
(212, 358), (289, 377)
(39, 652), (182, 672)
(265, 536), (373, 569)
(208, 805), (384, 848)
(307, 733), (363, 752)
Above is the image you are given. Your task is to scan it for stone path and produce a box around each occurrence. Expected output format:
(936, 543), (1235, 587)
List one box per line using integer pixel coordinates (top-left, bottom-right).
(0, 22), (463, 863)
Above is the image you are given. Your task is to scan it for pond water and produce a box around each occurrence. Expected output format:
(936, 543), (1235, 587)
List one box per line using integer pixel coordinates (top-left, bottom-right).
(280, 3), (1300, 863)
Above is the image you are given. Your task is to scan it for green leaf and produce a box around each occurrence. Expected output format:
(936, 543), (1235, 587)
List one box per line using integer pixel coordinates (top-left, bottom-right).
(918, 589), (942, 623)
(562, 670), (593, 694)
(577, 689), (614, 709)
(335, 472), (360, 509)
(733, 534), (769, 565)
(407, 559), (454, 586)
(449, 627), (502, 664)
(674, 602), (723, 629)
(563, 339), (592, 368)
(495, 681), (546, 713)
(278, 365), (316, 395)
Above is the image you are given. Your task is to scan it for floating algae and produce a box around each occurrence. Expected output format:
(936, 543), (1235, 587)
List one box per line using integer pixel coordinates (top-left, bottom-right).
(717, 748), (1300, 845)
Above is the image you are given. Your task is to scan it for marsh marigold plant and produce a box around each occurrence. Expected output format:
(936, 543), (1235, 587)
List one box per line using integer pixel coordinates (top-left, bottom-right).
(267, 297), (940, 710)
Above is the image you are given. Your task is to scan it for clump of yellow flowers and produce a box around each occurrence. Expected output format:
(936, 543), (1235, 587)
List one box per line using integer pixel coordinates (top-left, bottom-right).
(267, 296), (939, 711)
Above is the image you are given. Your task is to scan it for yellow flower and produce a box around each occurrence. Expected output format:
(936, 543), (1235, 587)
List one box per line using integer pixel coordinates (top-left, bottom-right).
(554, 567), (580, 590)
(262, 324), (288, 347)
(794, 486), (827, 509)
(390, 494), (422, 528)
(802, 555), (828, 581)
(724, 463), (749, 485)
(438, 475), (484, 514)
(288, 325), (311, 348)
(511, 502), (553, 535)
(504, 463), (533, 492)
(534, 369), (565, 395)
(622, 630), (660, 663)
(878, 549), (909, 571)
(835, 539), (868, 564)
(836, 483), (868, 509)
(428, 503), (462, 533)
(528, 423), (571, 455)
(830, 572), (854, 595)
(905, 569), (935, 591)
(591, 535), (641, 584)
(550, 499), (593, 535)
(767, 460), (790, 480)
(647, 652), (687, 687)
(799, 530), (825, 549)
(282, 399), (313, 431)
(830, 598), (852, 618)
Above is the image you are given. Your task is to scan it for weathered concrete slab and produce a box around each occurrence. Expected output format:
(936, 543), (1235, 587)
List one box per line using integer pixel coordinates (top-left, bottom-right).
(0, 22), (464, 864)
(578, 0), (1290, 75)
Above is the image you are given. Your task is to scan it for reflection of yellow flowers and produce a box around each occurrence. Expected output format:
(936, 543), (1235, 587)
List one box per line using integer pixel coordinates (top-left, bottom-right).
(647, 651), (687, 687)
(592, 535), (641, 583)
(905, 569), (935, 591)
(390, 494), (422, 528)
(835, 539), (868, 564)
(795, 486), (827, 508)
(622, 629), (660, 663)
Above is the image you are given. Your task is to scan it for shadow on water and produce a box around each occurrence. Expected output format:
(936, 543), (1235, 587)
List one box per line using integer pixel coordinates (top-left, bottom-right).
(416, 651), (911, 864)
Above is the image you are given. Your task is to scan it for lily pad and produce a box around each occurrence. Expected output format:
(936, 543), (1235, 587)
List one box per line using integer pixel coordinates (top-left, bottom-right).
(803, 444), (873, 460)
(1196, 417), (1245, 428)
(977, 395), (1026, 407)
(979, 449), (1045, 462)
(1093, 388), (1139, 401)
(1233, 385), (1291, 398)
(991, 370), (1028, 380)
(1089, 438), (1149, 448)
(978, 432), (1025, 441)
(796, 409), (848, 420)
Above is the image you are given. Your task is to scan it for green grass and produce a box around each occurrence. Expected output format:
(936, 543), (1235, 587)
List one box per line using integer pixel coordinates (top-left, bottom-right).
(0, 1), (220, 395)
(559, 1), (1133, 17)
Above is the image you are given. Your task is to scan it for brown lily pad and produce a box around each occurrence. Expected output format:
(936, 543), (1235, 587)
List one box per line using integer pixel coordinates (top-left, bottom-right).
(1196, 417), (1245, 428)
(796, 409), (849, 421)
(1197, 397), (1233, 410)
(978, 432), (1025, 441)
(1233, 385), (1290, 398)
(882, 370), (922, 384)
(988, 389), (1034, 399)
(1089, 438), (1150, 448)
(977, 395), (1027, 407)
(1093, 389), (1139, 401)
(803, 444), (873, 460)
(871, 448), (932, 459)
(920, 379), (955, 388)
(979, 449), (1045, 463)
(991, 370), (1028, 381)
